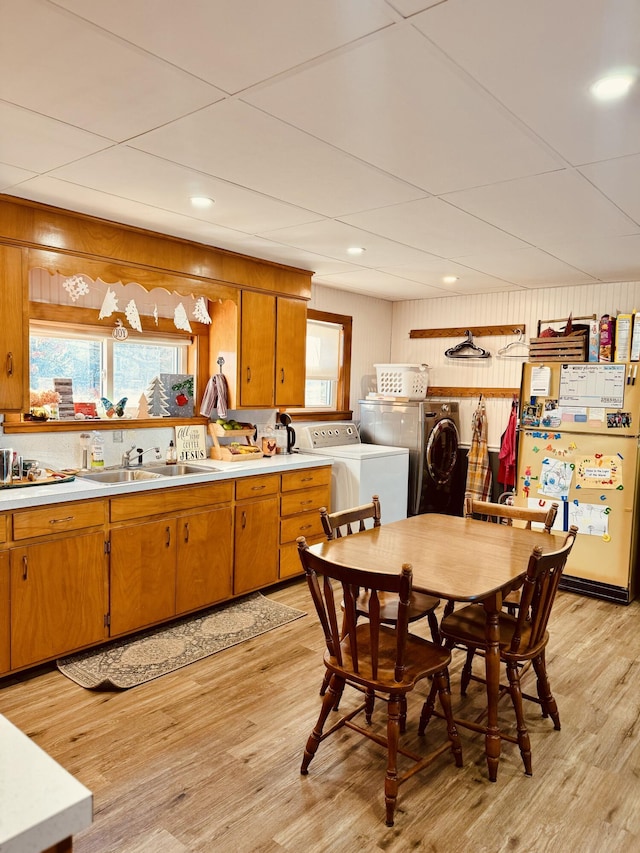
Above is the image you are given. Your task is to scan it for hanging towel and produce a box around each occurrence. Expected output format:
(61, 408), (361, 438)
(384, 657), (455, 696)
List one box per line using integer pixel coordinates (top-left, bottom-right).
(498, 400), (518, 489)
(466, 398), (492, 501)
(199, 373), (228, 419)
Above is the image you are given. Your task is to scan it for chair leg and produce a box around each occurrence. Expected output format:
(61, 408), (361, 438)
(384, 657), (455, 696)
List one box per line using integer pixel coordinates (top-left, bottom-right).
(301, 676), (345, 775)
(418, 676), (438, 736)
(399, 695), (407, 734)
(460, 648), (476, 695)
(434, 669), (463, 767)
(384, 694), (402, 827)
(427, 610), (441, 645)
(365, 688), (376, 725)
(443, 599), (455, 618)
(319, 669), (331, 696)
(506, 661), (532, 776)
(532, 652), (560, 730)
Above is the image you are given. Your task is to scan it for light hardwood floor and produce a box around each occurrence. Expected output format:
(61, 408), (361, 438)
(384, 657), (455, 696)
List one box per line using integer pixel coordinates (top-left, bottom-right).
(1, 581), (640, 853)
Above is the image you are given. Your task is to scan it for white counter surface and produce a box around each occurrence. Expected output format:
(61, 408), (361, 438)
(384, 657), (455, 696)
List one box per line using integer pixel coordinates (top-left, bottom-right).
(0, 453), (332, 511)
(0, 714), (92, 852)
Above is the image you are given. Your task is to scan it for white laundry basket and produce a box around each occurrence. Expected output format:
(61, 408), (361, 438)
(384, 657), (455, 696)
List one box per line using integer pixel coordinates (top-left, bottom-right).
(374, 364), (428, 399)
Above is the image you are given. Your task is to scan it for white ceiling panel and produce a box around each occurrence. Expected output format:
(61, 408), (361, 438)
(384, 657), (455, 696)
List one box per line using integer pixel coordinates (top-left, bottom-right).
(443, 170), (640, 245)
(244, 25), (562, 195)
(341, 197), (528, 257)
(258, 219), (439, 267)
(580, 153), (640, 225)
(0, 0), (223, 140)
(131, 100), (428, 217)
(51, 0), (396, 94)
(414, 0), (640, 165)
(0, 102), (112, 172)
(452, 248), (599, 288)
(0, 1), (637, 301)
(49, 146), (320, 233)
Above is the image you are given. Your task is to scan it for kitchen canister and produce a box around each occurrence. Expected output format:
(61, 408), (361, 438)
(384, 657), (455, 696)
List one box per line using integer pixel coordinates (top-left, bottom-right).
(0, 448), (13, 485)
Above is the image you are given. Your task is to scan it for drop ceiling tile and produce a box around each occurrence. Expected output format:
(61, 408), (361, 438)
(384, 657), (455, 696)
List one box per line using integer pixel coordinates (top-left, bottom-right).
(444, 170), (639, 245)
(541, 235), (640, 282)
(314, 269), (448, 301)
(49, 146), (320, 233)
(0, 102), (113, 172)
(580, 153), (640, 225)
(0, 0), (223, 140)
(341, 197), (528, 257)
(415, 0), (640, 164)
(0, 162), (36, 190)
(131, 101), (426, 217)
(244, 25), (561, 194)
(451, 247), (598, 288)
(258, 219), (439, 267)
(52, 0), (395, 94)
(379, 258), (519, 292)
(4, 177), (250, 248)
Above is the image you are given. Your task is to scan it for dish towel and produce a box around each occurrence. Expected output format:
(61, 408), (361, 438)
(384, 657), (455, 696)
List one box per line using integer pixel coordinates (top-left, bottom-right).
(200, 373), (228, 419)
(466, 397), (492, 501)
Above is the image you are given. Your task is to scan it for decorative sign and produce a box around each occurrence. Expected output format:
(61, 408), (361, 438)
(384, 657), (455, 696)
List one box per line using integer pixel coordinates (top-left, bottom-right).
(160, 374), (194, 417)
(175, 424), (207, 462)
(112, 319), (129, 341)
(575, 456), (622, 490)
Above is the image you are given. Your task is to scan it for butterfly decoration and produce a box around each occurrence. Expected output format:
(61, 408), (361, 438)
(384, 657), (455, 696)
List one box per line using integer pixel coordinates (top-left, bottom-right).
(101, 396), (128, 418)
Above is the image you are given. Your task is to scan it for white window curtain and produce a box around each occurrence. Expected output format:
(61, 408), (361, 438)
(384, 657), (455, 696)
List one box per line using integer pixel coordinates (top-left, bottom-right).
(306, 320), (341, 381)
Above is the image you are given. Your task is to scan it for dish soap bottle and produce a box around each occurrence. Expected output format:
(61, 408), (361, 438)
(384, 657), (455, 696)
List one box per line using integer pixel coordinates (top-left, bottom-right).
(166, 440), (177, 464)
(90, 431), (105, 469)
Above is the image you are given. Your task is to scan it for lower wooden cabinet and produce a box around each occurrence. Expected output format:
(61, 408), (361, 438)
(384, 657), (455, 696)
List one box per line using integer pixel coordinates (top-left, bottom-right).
(234, 494), (280, 595)
(0, 551), (9, 676)
(110, 518), (178, 636)
(10, 532), (106, 669)
(176, 506), (233, 615)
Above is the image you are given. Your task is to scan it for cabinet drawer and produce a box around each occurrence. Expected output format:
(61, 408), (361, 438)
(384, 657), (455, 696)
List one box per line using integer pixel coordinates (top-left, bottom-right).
(0, 514), (6, 544)
(235, 474), (280, 501)
(281, 511), (326, 545)
(281, 466), (331, 492)
(13, 500), (105, 540)
(281, 485), (330, 517)
(110, 481), (233, 522)
(280, 535), (323, 579)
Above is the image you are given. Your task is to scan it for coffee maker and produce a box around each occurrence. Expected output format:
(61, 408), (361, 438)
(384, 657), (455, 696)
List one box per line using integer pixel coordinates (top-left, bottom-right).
(276, 413), (296, 455)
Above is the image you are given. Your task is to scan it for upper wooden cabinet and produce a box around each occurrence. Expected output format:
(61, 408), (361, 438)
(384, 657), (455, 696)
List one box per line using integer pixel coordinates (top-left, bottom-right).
(0, 245), (26, 411)
(231, 291), (306, 408)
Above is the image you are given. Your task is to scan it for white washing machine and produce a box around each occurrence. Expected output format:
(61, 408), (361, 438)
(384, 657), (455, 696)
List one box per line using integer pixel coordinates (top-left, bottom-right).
(295, 423), (409, 523)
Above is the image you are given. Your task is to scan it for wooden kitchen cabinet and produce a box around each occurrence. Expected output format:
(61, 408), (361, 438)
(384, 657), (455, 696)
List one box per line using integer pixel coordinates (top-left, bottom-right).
(0, 551), (9, 676)
(234, 474), (280, 594)
(0, 245), (27, 412)
(279, 466), (331, 579)
(175, 505), (233, 615)
(10, 532), (106, 669)
(275, 296), (306, 407)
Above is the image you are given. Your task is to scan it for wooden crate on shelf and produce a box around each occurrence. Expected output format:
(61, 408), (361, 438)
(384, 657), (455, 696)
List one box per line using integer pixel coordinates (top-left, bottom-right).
(207, 423), (263, 462)
(529, 332), (586, 362)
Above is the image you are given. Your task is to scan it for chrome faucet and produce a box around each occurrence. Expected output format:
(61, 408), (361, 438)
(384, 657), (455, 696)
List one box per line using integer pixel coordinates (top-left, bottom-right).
(121, 444), (161, 468)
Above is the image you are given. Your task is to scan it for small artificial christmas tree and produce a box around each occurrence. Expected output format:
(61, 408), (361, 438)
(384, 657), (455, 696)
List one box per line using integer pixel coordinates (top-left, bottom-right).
(146, 376), (170, 417)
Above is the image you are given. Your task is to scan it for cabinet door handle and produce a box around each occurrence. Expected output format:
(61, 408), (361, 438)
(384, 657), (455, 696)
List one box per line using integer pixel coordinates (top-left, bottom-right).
(251, 484), (266, 491)
(6, 352), (13, 376)
(50, 516), (74, 525)
(299, 524), (313, 531)
(22, 555), (28, 580)
(246, 366), (251, 383)
(280, 367), (285, 384)
(165, 526), (171, 547)
(184, 522), (189, 543)
(241, 511), (247, 529)
(300, 499), (313, 506)
(301, 477), (312, 482)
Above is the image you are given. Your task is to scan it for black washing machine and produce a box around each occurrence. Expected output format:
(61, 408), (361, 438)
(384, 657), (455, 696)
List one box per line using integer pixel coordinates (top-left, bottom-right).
(418, 402), (461, 515)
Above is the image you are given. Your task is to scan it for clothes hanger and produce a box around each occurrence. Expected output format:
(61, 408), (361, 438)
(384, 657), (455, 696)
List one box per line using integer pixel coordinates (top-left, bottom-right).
(497, 329), (529, 358)
(445, 330), (491, 359)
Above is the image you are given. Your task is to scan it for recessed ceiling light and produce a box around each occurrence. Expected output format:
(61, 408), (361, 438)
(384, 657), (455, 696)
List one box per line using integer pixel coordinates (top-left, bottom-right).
(590, 70), (637, 101)
(443, 275), (459, 284)
(190, 196), (215, 209)
(347, 246), (365, 255)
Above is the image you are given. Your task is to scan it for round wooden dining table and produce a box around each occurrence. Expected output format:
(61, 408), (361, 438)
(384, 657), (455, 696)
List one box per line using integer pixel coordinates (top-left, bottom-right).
(309, 512), (565, 781)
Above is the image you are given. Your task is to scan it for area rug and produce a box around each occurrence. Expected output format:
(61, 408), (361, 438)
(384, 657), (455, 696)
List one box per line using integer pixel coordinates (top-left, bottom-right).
(57, 593), (305, 691)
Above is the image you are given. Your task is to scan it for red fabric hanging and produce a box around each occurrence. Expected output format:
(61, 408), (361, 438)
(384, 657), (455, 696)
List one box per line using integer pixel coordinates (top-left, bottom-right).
(498, 400), (518, 488)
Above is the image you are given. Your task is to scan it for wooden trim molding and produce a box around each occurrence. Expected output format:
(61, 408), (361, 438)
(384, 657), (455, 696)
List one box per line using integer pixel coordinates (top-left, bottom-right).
(410, 324), (526, 339)
(426, 386), (519, 398)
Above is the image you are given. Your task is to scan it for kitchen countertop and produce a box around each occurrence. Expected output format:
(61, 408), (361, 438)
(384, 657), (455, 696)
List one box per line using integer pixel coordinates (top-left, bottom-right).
(0, 453), (332, 511)
(0, 714), (92, 853)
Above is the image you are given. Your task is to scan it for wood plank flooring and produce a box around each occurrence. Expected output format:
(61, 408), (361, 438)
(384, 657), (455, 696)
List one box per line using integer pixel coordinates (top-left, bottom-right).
(1, 581), (640, 852)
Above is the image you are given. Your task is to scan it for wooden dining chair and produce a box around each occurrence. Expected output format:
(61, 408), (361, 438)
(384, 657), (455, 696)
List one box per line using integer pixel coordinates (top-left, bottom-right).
(320, 497), (442, 644)
(419, 526), (577, 776)
(297, 536), (463, 827)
